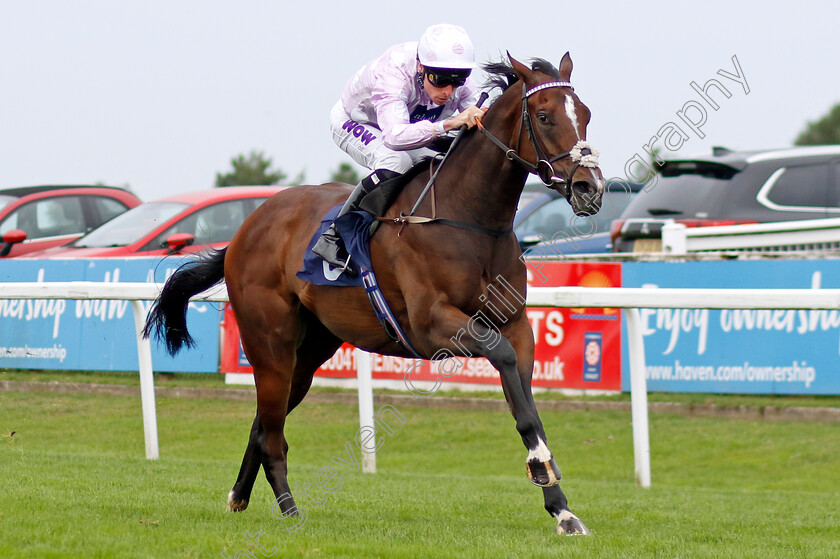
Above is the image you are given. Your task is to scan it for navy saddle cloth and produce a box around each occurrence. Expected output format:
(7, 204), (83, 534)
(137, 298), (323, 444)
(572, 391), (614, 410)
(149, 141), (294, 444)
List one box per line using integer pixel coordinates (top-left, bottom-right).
(296, 205), (375, 287)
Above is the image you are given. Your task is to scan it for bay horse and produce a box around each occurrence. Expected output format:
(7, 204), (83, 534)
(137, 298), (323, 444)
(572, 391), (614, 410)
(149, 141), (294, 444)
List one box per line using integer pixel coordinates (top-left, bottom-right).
(144, 53), (605, 535)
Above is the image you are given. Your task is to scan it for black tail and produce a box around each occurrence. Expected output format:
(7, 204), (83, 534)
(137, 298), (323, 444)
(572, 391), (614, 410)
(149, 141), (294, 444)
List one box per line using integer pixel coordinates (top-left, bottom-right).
(142, 248), (228, 355)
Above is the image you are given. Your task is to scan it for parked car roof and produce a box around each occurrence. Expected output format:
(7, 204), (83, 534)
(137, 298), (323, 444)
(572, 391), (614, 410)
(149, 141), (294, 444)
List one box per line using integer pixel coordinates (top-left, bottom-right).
(0, 185), (142, 257)
(144, 186), (283, 205)
(612, 145), (840, 253)
(0, 184), (135, 198)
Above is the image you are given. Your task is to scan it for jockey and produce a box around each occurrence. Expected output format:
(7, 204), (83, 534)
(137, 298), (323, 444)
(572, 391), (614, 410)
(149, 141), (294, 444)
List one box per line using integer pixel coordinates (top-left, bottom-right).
(313, 23), (487, 274)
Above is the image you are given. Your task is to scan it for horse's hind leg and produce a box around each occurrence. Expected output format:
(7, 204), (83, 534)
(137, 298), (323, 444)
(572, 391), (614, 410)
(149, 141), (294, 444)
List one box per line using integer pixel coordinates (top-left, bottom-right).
(226, 415), (263, 511)
(226, 310), (343, 512)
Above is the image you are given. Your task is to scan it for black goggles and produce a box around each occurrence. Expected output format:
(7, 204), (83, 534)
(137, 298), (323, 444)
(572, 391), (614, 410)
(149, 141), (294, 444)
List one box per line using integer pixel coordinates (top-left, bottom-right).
(424, 68), (471, 88)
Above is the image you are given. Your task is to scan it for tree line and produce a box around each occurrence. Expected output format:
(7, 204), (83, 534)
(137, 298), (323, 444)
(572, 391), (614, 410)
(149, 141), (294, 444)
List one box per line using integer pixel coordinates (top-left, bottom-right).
(794, 102), (840, 145)
(215, 150), (360, 187)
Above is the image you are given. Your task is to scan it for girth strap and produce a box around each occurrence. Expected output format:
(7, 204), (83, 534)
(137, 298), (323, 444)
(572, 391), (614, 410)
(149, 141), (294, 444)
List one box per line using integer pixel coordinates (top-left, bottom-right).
(360, 268), (423, 358)
(375, 213), (513, 237)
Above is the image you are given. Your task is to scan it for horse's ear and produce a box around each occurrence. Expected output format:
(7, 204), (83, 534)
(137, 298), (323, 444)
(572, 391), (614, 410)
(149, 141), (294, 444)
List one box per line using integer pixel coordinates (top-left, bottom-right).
(507, 51), (530, 82)
(559, 52), (573, 81)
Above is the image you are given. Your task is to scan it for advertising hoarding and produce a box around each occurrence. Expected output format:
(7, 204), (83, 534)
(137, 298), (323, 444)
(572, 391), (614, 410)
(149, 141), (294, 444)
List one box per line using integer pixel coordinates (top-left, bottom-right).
(0, 258), (220, 373)
(622, 260), (840, 394)
(221, 261), (623, 391)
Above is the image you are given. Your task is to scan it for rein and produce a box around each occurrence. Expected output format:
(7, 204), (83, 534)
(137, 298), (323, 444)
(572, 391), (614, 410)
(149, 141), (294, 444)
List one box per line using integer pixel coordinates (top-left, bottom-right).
(378, 91), (514, 238)
(477, 81), (600, 195)
(375, 158), (513, 237)
(379, 79), (600, 237)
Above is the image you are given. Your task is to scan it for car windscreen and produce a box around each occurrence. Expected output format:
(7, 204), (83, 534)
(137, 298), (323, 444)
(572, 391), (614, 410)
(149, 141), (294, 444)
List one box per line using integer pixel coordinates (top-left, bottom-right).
(515, 187), (637, 240)
(619, 163), (739, 219)
(516, 191), (545, 212)
(72, 202), (189, 248)
(0, 195), (16, 212)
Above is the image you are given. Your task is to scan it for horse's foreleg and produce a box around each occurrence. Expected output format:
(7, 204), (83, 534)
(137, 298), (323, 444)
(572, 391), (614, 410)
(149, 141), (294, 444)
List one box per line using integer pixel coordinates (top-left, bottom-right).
(504, 321), (590, 535)
(422, 307), (550, 475)
(478, 320), (589, 535)
(423, 305), (588, 533)
(542, 486), (589, 535)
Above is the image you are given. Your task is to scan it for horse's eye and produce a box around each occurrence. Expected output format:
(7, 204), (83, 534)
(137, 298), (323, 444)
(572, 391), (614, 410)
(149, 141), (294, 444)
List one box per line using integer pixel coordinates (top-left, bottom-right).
(537, 113), (549, 124)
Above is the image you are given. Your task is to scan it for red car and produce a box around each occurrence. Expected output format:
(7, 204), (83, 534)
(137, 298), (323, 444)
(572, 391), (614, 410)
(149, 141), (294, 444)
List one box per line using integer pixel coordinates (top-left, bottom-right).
(22, 186), (285, 258)
(0, 185), (142, 257)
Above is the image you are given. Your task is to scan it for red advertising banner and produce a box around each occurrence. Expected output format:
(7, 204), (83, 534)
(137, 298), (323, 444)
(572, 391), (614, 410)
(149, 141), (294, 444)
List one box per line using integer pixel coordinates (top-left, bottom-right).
(220, 261), (622, 391)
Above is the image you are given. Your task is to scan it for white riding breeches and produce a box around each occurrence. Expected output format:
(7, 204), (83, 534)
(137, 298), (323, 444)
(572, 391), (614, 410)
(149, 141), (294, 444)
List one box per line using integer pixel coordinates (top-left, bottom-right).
(329, 101), (438, 173)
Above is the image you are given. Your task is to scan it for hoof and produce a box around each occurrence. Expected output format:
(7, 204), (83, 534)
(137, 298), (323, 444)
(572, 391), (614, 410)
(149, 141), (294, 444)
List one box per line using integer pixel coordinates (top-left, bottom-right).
(555, 509), (591, 536)
(526, 457), (561, 487)
(226, 489), (249, 512)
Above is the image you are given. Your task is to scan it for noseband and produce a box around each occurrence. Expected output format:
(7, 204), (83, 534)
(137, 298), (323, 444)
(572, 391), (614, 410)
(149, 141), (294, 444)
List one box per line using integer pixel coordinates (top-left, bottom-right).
(477, 81), (600, 195)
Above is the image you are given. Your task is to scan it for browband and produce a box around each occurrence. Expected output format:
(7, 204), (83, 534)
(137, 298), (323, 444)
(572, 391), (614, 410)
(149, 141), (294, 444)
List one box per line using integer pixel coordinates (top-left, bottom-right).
(524, 81), (573, 97)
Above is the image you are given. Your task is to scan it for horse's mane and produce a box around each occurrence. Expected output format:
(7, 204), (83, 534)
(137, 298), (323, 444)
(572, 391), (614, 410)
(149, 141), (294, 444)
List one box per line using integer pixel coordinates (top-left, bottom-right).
(482, 57), (561, 93)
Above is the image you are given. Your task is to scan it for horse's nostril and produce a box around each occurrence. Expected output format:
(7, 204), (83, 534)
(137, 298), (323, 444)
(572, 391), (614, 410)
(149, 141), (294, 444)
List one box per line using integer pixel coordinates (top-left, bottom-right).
(572, 181), (594, 197)
(571, 181), (602, 217)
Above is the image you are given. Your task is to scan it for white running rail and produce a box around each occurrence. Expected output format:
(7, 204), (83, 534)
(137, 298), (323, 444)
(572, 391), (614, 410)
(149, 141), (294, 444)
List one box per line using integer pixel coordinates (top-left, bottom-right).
(662, 218), (840, 254)
(0, 282), (228, 461)
(5, 281), (840, 488)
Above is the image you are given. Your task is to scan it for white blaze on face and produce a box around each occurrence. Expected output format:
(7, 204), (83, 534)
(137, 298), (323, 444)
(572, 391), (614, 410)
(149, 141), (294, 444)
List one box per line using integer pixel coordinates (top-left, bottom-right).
(564, 94), (602, 190)
(564, 94), (580, 140)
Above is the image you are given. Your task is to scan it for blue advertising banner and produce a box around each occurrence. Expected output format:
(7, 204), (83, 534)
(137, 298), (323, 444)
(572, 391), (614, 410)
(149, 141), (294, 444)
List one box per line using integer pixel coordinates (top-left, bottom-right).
(622, 260), (840, 395)
(0, 258), (221, 373)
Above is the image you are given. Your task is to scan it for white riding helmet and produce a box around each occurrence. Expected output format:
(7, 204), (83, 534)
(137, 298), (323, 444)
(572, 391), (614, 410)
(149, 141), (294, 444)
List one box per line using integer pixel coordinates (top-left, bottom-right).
(417, 23), (475, 70)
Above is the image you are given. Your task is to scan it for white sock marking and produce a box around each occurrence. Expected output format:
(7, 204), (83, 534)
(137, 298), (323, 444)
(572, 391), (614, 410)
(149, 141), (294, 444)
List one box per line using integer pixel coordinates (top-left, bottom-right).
(527, 437), (552, 462)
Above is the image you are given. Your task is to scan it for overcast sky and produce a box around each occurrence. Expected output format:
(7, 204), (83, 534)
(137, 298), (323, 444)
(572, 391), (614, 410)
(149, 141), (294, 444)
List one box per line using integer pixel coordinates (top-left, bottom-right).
(2, 1), (837, 201)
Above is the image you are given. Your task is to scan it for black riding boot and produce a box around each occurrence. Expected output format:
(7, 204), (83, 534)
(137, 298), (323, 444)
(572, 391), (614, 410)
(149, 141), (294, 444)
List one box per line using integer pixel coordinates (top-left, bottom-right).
(311, 182), (364, 274)
(311, 169), (399, 275)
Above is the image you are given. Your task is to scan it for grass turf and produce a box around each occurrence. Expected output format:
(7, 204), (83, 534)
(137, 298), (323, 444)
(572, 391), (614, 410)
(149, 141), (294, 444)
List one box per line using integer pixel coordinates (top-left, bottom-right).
(1, 387), (838, 558)
(4, 368), (840, 409)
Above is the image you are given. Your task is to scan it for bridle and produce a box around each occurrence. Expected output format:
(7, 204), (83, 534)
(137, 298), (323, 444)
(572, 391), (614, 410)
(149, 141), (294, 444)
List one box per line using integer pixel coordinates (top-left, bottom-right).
(382, 79), (602, 238)
(477, 81), (600, 196)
